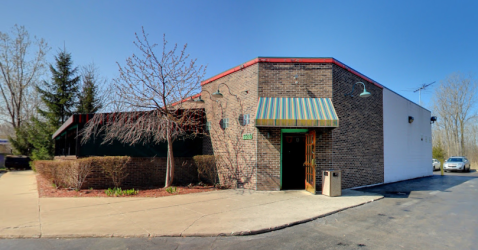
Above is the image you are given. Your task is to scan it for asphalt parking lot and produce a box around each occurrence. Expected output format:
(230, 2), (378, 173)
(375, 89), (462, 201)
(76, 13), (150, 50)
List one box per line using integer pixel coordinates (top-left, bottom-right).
(1, 170), (477, 250)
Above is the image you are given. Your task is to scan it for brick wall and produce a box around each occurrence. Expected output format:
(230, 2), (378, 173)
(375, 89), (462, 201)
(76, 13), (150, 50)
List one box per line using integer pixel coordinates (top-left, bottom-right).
(331, 65), (384, 189)
(256, 127), (281, 190)
(55, 157), (197, 189)
(256, 63), (333, 191)
(202, 60), (384, 191)
(202, 64), (259, 189)
(258, 63), (333, 98)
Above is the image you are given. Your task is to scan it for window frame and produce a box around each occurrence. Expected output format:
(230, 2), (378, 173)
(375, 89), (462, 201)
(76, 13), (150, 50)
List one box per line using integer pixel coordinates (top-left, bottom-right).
(222, 118), (229, 129)
(242, 114), (250, 126)
(205, 121), (211, 131)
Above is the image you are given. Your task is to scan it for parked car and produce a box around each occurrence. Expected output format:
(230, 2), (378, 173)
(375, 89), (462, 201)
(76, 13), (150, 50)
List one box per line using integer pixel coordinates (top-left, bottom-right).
(432, 158), (441, 171)
(4, 155), (31, 170)
(443, 156), (471, 172)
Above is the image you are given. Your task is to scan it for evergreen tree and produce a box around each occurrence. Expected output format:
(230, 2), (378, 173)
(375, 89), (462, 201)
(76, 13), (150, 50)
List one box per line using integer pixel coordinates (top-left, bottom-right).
(23, 49), (80, 160)
(27, 117), (55, 160)
(8, 122), (33, 155)
(77, 65), (103, 113)
(37, 50), (80, 128)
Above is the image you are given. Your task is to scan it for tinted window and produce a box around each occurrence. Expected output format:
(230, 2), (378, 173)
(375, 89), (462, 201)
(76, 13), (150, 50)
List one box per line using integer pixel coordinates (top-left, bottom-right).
(448, 158), (463, 162)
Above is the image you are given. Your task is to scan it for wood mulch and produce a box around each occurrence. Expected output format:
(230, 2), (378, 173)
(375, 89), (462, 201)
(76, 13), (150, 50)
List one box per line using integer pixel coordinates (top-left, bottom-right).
(36, 174), (218, 198)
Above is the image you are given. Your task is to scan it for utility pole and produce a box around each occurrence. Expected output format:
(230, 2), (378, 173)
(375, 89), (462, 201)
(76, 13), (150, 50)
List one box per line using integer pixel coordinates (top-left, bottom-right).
(413, 81), (435, 106)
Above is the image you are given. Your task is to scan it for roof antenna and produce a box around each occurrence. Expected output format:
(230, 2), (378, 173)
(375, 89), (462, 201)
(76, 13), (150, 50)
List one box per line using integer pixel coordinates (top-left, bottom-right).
(413, 81), (435, 106)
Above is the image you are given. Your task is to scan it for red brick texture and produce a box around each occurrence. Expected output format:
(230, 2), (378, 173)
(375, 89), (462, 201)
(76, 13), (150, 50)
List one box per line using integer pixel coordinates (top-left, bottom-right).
(202, 64), (259, 189)
(256, 63), (334, 191)
(203, 60), (384, 191)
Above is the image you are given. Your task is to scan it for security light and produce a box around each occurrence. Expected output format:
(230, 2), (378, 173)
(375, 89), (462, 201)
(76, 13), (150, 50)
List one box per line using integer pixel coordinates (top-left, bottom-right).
(212, 89), (223, 98)
(194, 96), (205, 103)
(408, 116), (414, 123)
(344, 82), (371, 98)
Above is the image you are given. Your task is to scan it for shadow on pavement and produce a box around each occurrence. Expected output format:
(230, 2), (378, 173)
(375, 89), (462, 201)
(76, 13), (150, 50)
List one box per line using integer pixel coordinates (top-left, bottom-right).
(357, 173), (478, 199)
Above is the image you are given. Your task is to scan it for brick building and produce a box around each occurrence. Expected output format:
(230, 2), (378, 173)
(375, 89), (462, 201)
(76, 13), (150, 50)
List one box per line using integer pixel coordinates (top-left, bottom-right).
(193, 57), (432, 193)
(52, 57), (432, 193)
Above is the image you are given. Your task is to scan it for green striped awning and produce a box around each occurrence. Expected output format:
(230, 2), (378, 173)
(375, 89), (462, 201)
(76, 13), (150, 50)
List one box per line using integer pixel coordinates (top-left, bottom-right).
(255, 97), (339, 127)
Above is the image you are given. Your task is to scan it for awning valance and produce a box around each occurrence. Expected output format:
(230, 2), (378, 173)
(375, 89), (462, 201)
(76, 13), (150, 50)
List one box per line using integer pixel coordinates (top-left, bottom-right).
(255, 97), (339, 127)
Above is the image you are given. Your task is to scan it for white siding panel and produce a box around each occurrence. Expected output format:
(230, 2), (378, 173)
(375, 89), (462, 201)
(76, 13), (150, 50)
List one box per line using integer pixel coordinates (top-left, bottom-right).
(383, 88), (432, 183)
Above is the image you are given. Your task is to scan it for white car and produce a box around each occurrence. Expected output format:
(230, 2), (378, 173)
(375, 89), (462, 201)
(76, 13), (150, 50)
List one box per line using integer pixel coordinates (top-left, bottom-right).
(443, 157), (471, 172)
(432, 158), (441, 171)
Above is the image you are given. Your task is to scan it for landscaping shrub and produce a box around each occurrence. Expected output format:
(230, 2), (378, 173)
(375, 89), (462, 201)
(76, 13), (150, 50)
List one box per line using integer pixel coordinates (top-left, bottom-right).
(35, 160), (64, 188)
(105, 187), (138, 197)
(165, 186), (177, 194)
(193, 155), (219, 185)
(34, 159), (93, 190)
(95, 156), (131, 188)
(68, 158), (93, 190)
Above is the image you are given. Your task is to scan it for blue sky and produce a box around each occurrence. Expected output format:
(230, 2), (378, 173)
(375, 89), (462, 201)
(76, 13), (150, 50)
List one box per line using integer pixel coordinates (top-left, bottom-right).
(1, 0), (477, 111)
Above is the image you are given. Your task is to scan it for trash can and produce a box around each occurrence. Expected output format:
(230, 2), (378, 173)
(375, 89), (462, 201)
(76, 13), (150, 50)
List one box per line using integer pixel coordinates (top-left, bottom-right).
(322, 170), (341, 197)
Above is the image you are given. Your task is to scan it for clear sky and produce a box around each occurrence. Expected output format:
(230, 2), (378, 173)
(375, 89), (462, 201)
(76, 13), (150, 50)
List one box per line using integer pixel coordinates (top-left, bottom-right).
(1, 0), (477, 111)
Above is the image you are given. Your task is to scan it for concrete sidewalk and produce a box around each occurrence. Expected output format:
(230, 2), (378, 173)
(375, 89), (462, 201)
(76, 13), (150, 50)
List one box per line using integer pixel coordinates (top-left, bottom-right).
(0, 171), (40, 238)
(0, 171), (383, 238)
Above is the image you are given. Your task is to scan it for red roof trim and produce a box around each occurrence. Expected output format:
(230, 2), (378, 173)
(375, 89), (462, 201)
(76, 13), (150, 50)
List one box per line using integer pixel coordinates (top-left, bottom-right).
(201, 57), (383, 89)
(170, 93), (202, 107)
(52, 115), (75, 139)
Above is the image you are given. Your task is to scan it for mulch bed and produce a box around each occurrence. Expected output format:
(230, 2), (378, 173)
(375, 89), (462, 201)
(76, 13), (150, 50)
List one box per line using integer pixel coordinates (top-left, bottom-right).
(36, 174), (218, 198)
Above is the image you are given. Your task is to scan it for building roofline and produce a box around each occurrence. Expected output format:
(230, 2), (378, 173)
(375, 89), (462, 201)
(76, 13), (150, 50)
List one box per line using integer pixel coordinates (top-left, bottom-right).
(170, 93), (202, 107)
(201, 57), (384, 89)
(52, 114), (95, 139)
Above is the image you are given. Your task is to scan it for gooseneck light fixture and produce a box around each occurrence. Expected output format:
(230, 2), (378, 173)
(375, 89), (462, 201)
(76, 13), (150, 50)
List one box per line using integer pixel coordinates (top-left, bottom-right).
(187, 90), (214, 103)
(344, 82), (371, 98)
(212, 82), (240, 99)
(212, 83), (227, 98)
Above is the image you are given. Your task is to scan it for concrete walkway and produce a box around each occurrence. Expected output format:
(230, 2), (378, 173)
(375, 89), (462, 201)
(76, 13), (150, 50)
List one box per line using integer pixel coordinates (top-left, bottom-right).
(0, 171), (383, 238)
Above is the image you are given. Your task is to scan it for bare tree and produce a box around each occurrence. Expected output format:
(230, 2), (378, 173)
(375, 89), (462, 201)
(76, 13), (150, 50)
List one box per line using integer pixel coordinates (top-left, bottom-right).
(203, 89), (256, 188)
(81, 27), (206, 187)
(432, 72), (478, 156)
(0, 25), (49, 128)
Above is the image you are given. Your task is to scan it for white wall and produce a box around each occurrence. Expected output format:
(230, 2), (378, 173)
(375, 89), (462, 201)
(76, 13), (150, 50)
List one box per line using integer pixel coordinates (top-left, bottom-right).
(383, 88), (432, 183)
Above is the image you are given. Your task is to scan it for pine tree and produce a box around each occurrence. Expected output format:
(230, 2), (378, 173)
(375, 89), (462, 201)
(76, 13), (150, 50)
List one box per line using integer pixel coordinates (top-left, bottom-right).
(37, 50), (80, 128)
(27, 117), (55, 160)
(25, 49), (80, 160)
(77, 65), (103, 114)
(8, 122), (33, 155)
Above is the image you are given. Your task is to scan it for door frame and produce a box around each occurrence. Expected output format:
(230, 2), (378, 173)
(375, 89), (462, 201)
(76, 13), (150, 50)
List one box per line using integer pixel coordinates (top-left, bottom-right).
(280, 128), (309, 189)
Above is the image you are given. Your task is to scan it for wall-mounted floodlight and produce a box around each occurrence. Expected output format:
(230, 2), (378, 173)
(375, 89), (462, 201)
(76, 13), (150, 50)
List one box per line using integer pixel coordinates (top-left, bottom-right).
(194, 96), (205, 103)
(431, 116), (437, 124)
(212, 89), (223, 98)
(211, 83), (232, 98)
(408, 116), (414, 123)
(344, 82), (371, 98)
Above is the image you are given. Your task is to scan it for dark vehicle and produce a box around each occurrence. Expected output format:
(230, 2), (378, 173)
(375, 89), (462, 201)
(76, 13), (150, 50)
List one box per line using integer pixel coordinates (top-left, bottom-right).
(5, 155), (31, 170)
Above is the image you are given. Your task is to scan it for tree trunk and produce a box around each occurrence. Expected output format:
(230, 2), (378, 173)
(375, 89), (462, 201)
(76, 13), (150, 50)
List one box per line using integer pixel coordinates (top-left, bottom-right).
(168, 138), (175, 185)
(164, 128), (175, 188)
(460, 121), (465, 156)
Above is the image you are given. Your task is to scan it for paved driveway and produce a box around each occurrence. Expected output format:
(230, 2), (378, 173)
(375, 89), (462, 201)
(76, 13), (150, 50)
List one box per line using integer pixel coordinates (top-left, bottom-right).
(1, 171), (476, 249)
(0, 171), (381, 238)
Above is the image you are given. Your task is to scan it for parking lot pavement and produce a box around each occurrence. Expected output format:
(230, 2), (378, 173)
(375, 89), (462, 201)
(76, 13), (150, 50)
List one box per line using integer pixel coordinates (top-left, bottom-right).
(0, 170), (382, 239)
(1, 171), (478, 249)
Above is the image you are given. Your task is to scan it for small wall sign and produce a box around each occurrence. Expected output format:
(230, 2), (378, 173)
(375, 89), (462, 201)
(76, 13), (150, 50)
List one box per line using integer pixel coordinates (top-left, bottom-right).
(243, 133), (253, 140)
